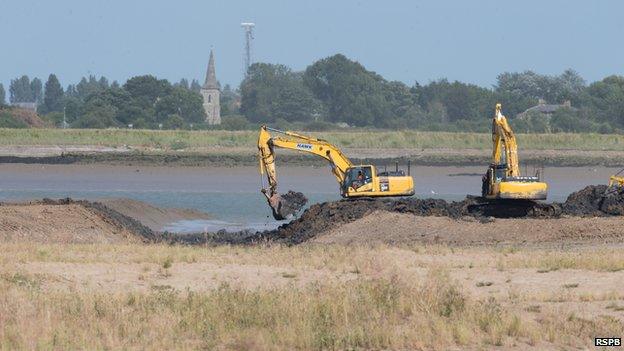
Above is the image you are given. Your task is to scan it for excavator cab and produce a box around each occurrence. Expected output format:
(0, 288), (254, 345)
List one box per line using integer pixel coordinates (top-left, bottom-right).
(482, 164), (547, 200)
(342, 165), (413, 198)
(343, 166), (373, 192)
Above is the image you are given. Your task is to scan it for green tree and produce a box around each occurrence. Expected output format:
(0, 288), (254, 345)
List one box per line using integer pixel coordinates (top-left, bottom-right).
(512, 110), (550, 133)
(124, 75), (172, 108)
(557, 69), (586, 103)
(177, 78), (189, 89)
(495, 69), (585, 105)
(220, 115), (250, 130)
(550, 108), (596, 133)
(79, 87), (148, 127)
(65, 84), (77, 97)
(62, 96), (83, 123)
(0, 83), (5, 105)
(417, 79), (494, 122)
(155, 86), (205, 124)
(190, 79), (201, 92)
(303, 54), (389, 126)
(73, 96), (118, 128)
(585, 75), (624, 127)
(220, 84), (240, 116)
(241, 63), (323, 123)
(42, 74), (64, 113)
(163, 114), (185, 129)
(30, 78), (43, 104)
(75, 75), (109, 99)
(9, 75), (32, 103)
(98, 76), (109, 88)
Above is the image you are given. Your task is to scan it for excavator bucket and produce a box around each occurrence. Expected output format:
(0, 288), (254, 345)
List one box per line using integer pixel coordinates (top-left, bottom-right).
(262, 189), (308, 220)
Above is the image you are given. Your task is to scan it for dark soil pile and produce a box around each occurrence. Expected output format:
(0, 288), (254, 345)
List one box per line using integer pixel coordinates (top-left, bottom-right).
(261, 199), (388, 244)
(563, 185), (624, 216)
(254, 198), (482, 245)
(244, 185), (624, 245)
(601, 187), (624, 215)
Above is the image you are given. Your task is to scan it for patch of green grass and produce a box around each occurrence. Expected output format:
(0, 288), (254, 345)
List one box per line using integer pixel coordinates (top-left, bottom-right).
(3, 128), (624, 151)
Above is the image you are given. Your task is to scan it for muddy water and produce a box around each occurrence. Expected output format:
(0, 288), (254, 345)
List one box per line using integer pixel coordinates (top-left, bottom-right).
(0, 164), (618, 232)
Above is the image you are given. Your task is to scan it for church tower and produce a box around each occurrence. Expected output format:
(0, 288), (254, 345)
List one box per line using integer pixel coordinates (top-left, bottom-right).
(201, 50), (221, 125)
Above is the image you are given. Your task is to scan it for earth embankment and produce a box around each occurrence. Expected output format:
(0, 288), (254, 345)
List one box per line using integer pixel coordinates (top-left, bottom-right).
(2, 185), (623, 247)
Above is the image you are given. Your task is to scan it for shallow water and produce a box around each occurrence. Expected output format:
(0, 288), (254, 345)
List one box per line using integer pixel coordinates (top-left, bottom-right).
(0, 164), (619, 232)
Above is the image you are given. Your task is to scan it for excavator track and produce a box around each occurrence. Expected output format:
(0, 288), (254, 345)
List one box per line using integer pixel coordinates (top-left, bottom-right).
(466, 196), (561, 218)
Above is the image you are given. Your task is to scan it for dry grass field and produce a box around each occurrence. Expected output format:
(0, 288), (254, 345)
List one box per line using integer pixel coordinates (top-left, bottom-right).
(3, 128), (624, 151)
(1, 243), (623, 350)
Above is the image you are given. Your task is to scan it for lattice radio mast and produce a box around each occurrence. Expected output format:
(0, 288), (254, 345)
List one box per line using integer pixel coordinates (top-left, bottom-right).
(241, 22), (255, 77)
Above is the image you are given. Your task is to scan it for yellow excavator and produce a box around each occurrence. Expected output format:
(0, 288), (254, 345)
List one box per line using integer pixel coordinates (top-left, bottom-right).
(605, 170), (624, 196)
(482, 103), (548, 200)
(258, 126), (414, 219)
(477, 104), (555, 216)
(608, 171), (624, 189)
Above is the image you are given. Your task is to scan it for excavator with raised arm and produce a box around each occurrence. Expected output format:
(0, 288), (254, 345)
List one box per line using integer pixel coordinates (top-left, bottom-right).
(258, 126), (414, 219)
(475, 104), (556, 216)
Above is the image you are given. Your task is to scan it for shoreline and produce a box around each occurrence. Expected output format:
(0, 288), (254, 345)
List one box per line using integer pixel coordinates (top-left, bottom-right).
(1, 148), (623, 167)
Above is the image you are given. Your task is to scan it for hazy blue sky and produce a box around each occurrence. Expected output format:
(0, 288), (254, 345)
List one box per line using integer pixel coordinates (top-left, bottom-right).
(1, 0), (622, 91)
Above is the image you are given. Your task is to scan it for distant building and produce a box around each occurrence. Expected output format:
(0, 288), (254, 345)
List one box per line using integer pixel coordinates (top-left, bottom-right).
(200, 50), (221, 125)
(517, 99), (574, 119)
(11, 102), (37, 112)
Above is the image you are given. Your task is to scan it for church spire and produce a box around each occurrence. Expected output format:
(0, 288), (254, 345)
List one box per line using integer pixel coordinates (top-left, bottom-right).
(203, 50), (218, 89)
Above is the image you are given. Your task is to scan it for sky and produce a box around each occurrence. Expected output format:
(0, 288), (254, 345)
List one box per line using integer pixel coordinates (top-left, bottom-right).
(1, 0), (623, 92)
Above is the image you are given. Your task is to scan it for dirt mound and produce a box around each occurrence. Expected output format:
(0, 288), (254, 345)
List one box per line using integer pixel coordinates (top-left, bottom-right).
(563, 185), (608, 216)
(601, 188), (624, 215)
(313, 210), (624, 246)
(0, 202), (137, 244)
(259, 199), (388, 244)
(0, 198), (157, 244)
(562, 185), (624, 216)
(255, 197), (477, 245)
(247, 185), (624, 245)
(391, 197), (472, 218)
(82, 200), (157, 242)
(2, 108), (48, 128)
(98, 198), (211, 231)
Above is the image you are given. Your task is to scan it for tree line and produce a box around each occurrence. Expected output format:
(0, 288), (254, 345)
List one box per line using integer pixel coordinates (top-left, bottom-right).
(240, 54), (624, 133)
(1, 74), (213, 129)
(2, 53), (624, 133)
